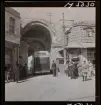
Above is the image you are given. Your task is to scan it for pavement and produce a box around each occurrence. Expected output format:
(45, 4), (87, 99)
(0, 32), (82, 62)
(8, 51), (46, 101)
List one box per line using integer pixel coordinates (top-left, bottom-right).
(5, 73), (95, 101)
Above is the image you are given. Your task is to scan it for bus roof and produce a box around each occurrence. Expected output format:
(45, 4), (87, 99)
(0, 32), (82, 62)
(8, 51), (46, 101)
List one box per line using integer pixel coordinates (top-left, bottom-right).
(34, 51), (49, 53)
(34, 51), (50, 57)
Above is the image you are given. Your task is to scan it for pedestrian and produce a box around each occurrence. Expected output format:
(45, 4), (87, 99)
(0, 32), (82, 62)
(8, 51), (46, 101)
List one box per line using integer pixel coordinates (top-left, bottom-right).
(67, 66), (70, 77)
(5, 66), (7, 81)
(23, 63), (28, 79)
(5, 65), (9, 82)
(64, 61), (69, 76)
(68, 61), (72, 77)
(6, 65), (11, 83)
(82, 61), (89, 81)
(74, 62), (79, 79)
(68, 61), (73, 78)
(8, 65), (12, 82)
(19, 64), (23, 80)
(57, 68), (60, 75)
(12, 67), (16, 82)
(77, 62), (82, 77)
(16, 63), (20, 83)
(88, 61), (93, 79)
(51, 60), (57, 77)
(56, 68), (58, 76)
(70, 61), (75, 79)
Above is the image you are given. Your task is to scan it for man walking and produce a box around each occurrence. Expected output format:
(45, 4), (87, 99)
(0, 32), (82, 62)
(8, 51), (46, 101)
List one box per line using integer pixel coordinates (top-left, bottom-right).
(64, 61), (69, 76)
(51, 60), (57, 77)
(77, 62), (82, 77)
(23, 64), (28, 79)
(16, 63), (20, 83)
(82, 61), (89, 81)
(74, 62), (79, 79)
(5, 65), (9, 83)
(88, 61), (93, 79)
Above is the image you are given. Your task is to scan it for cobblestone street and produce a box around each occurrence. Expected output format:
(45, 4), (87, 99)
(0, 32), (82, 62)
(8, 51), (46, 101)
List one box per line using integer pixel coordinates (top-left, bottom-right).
(5, 74), (95, 101)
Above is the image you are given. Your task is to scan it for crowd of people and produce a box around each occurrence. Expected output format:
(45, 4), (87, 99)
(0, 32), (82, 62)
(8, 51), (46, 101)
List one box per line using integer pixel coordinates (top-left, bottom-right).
(51, 60), (95, 81)
(5, 63), (28, 83)
(5, 59), (95, 83)
(5, 64), (15, 83)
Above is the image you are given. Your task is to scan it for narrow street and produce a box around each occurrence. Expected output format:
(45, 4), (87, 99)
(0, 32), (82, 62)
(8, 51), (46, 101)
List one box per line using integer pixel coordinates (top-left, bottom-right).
(5, 73), (95, 101)
(4, 7), (96, 102)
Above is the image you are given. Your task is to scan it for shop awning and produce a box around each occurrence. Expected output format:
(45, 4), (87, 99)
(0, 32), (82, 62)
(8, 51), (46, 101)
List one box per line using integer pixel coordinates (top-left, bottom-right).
(65, 41), (95, 48)
(81, 43), (95, 48)
(57, 41), (95, 53)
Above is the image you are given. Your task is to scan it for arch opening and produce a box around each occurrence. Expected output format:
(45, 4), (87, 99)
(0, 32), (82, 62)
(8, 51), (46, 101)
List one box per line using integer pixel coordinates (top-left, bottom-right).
(21, 23), (52, 54)
(20, 21), (53, 74)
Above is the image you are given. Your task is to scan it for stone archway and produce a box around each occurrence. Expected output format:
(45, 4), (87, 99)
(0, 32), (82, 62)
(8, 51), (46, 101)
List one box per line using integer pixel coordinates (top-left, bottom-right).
(19, 19), (55, 66)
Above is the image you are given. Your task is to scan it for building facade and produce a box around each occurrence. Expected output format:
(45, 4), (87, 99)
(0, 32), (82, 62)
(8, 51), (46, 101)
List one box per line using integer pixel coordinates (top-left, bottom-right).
(5, 8), (95, 77)
(5, 7), (21, 71)
(64, 21), (95, 65)
(20, 19), (95, 73)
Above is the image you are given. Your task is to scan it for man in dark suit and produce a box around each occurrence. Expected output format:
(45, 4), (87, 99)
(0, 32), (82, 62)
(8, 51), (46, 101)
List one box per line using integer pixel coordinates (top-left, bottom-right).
(51, 60), (57, 77)
(16, 62), (20, 83)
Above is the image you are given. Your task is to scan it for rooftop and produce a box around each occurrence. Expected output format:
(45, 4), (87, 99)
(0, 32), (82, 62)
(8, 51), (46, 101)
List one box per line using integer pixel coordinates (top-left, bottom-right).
(5, 7), (21, 18)
(51, 43), (63, 48)
(73, 20), (95, 27)
(66, 41), (95, 49)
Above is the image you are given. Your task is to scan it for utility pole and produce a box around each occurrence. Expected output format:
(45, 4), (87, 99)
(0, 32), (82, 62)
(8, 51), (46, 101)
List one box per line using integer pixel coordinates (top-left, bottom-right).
(62, 13), (67, 66)
(60, 13), (74, 67)
(47, 13), (53, 24)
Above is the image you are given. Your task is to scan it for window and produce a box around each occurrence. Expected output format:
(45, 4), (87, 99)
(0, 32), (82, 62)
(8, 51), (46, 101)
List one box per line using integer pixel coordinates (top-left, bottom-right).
(86, 29), (93, 37)
(5, 55), (11, 64)
(93, 28), (95, 33)
(93, 60), (95, 64)
(88, 31), (92, 37)
(9, 17), (15, 34)
(87, 49), (95, 58)
(59, 59), (64, 64)
(87, 52), (92, 57)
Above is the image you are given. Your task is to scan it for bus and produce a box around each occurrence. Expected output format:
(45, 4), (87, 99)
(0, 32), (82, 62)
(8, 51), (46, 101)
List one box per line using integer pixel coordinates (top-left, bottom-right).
(32, 51), (51, 74)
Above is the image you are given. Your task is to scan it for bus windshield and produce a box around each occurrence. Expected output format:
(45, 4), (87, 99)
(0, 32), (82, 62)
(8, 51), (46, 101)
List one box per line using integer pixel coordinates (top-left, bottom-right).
(35, 57), (49, 64)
